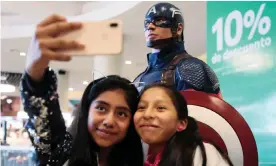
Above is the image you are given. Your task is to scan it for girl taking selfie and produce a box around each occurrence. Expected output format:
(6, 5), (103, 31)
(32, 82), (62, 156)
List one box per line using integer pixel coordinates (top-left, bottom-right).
(20, 14), (143, 166)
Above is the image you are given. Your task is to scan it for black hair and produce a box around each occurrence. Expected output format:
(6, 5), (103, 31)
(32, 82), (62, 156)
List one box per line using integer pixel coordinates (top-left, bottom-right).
(68, 75), (143, 166)
(139, 84), (233, 166)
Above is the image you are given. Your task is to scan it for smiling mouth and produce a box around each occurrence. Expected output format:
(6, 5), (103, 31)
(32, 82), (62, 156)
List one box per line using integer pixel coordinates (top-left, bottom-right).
(96, 128), (117, 137)
(140, 124), (159, 128)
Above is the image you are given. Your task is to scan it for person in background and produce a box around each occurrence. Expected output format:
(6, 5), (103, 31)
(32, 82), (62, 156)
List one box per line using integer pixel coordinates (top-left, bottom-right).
(134, 84), (233, 166)
(20, 14), (143, 166)
(133, 2), (222, 99)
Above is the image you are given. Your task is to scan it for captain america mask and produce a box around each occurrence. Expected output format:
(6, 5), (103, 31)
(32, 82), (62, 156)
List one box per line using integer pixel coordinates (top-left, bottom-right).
(144, 3), (184, 47)
(144, 17), (173, 30)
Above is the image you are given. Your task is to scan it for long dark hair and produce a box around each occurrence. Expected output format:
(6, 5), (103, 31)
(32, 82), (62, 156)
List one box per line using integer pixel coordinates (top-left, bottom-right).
(68, 75), (143, 166)
(139, 84), (233, 166)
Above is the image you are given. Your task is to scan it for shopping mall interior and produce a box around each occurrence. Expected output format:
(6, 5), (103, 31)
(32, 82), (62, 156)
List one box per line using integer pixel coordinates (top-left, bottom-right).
(1, 1), (275, 166)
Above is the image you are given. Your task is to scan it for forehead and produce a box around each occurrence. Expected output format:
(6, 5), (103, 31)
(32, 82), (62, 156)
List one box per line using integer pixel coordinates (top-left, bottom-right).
(94, 89), (129, 107)
(140, 87), (171, 102)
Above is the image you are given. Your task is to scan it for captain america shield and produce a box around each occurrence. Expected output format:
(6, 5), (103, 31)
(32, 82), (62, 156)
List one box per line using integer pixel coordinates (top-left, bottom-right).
(180, 90), (258, 166)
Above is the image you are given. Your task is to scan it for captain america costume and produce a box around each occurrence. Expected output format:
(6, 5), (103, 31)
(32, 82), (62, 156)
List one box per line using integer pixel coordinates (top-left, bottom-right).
(133, 2), (221, 97)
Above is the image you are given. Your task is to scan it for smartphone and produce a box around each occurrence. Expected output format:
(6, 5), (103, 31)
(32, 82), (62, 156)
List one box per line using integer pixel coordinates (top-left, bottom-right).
(57, 20), (123, 56)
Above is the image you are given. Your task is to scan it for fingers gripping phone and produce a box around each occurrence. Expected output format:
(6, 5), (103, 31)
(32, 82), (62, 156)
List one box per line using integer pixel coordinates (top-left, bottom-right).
(57, 20), (123, 56)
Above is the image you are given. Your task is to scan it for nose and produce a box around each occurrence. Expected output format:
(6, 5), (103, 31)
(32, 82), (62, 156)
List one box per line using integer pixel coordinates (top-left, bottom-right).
(103, 112), (115, 128)
(148, 22), (155, 29)
(145, 22), (156, 31)
(142, 107), (154, 120)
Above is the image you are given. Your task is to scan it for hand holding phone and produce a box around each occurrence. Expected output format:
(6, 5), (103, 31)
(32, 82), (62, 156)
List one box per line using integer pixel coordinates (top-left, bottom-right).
(26, 14), (84, 81)
(26, 14), (122, 82)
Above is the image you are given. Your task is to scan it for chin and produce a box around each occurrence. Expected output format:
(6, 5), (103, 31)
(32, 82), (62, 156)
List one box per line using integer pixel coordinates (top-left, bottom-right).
(147, 39), (158, 42)
(141, 137), (158, 145)
(95, 139), (115, 148)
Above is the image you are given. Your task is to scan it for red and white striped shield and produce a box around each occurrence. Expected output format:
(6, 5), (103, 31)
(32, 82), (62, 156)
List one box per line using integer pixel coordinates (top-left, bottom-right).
(180, 90), (258, 166)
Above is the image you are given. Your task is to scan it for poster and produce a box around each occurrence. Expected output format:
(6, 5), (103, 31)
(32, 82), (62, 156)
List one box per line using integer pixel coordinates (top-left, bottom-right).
(207, 2), (276, 165)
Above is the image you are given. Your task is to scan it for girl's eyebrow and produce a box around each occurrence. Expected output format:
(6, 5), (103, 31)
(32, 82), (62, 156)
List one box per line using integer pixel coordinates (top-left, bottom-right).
(94, 100), (130, 112)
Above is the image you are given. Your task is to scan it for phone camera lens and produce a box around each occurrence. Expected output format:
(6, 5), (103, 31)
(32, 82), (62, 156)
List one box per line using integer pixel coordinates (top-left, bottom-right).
(110, 23), (118, 28)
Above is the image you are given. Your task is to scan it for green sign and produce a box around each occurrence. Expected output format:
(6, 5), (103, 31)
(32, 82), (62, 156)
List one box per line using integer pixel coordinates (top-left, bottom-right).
(207, 2), (276, 165)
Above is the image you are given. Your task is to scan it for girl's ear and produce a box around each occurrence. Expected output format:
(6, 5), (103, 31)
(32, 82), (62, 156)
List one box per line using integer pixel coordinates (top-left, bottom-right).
(176, 119), (187, 132)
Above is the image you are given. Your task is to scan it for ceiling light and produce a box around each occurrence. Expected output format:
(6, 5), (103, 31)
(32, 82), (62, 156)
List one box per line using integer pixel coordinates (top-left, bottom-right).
(0, 84), (15, 93)
(68, 88), (74, 91)
(0, 76), (7, 80)
(22, 132), (29, 138)
(125, 61), (132, 65)
(83, 81), (89, 85)
(20, 52), (26, 56)
(6, 99), (12, 104)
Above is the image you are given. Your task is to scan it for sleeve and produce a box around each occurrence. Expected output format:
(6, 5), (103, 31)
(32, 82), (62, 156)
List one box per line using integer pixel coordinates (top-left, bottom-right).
(175, 58), (221, 94)
(20, 67), (73, 166)
(193, 143), (230, 166)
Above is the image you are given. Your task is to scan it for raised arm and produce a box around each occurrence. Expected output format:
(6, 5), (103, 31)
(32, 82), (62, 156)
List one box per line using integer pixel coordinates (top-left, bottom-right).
(20, 68), (72, 165)
(20, 14), (85, 165)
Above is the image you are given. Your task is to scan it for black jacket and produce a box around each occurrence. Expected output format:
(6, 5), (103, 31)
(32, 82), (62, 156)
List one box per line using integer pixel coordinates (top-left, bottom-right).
(20, 68), (73, 166)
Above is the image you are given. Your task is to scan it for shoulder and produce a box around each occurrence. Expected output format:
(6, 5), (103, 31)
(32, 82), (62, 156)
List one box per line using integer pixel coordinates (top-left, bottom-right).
(176, 56), (220, 92)
(176, 56), (215, 77)
(193, 143), (230, 166)
(176, 57), (208, 81)
(176, 56), (205, 70)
